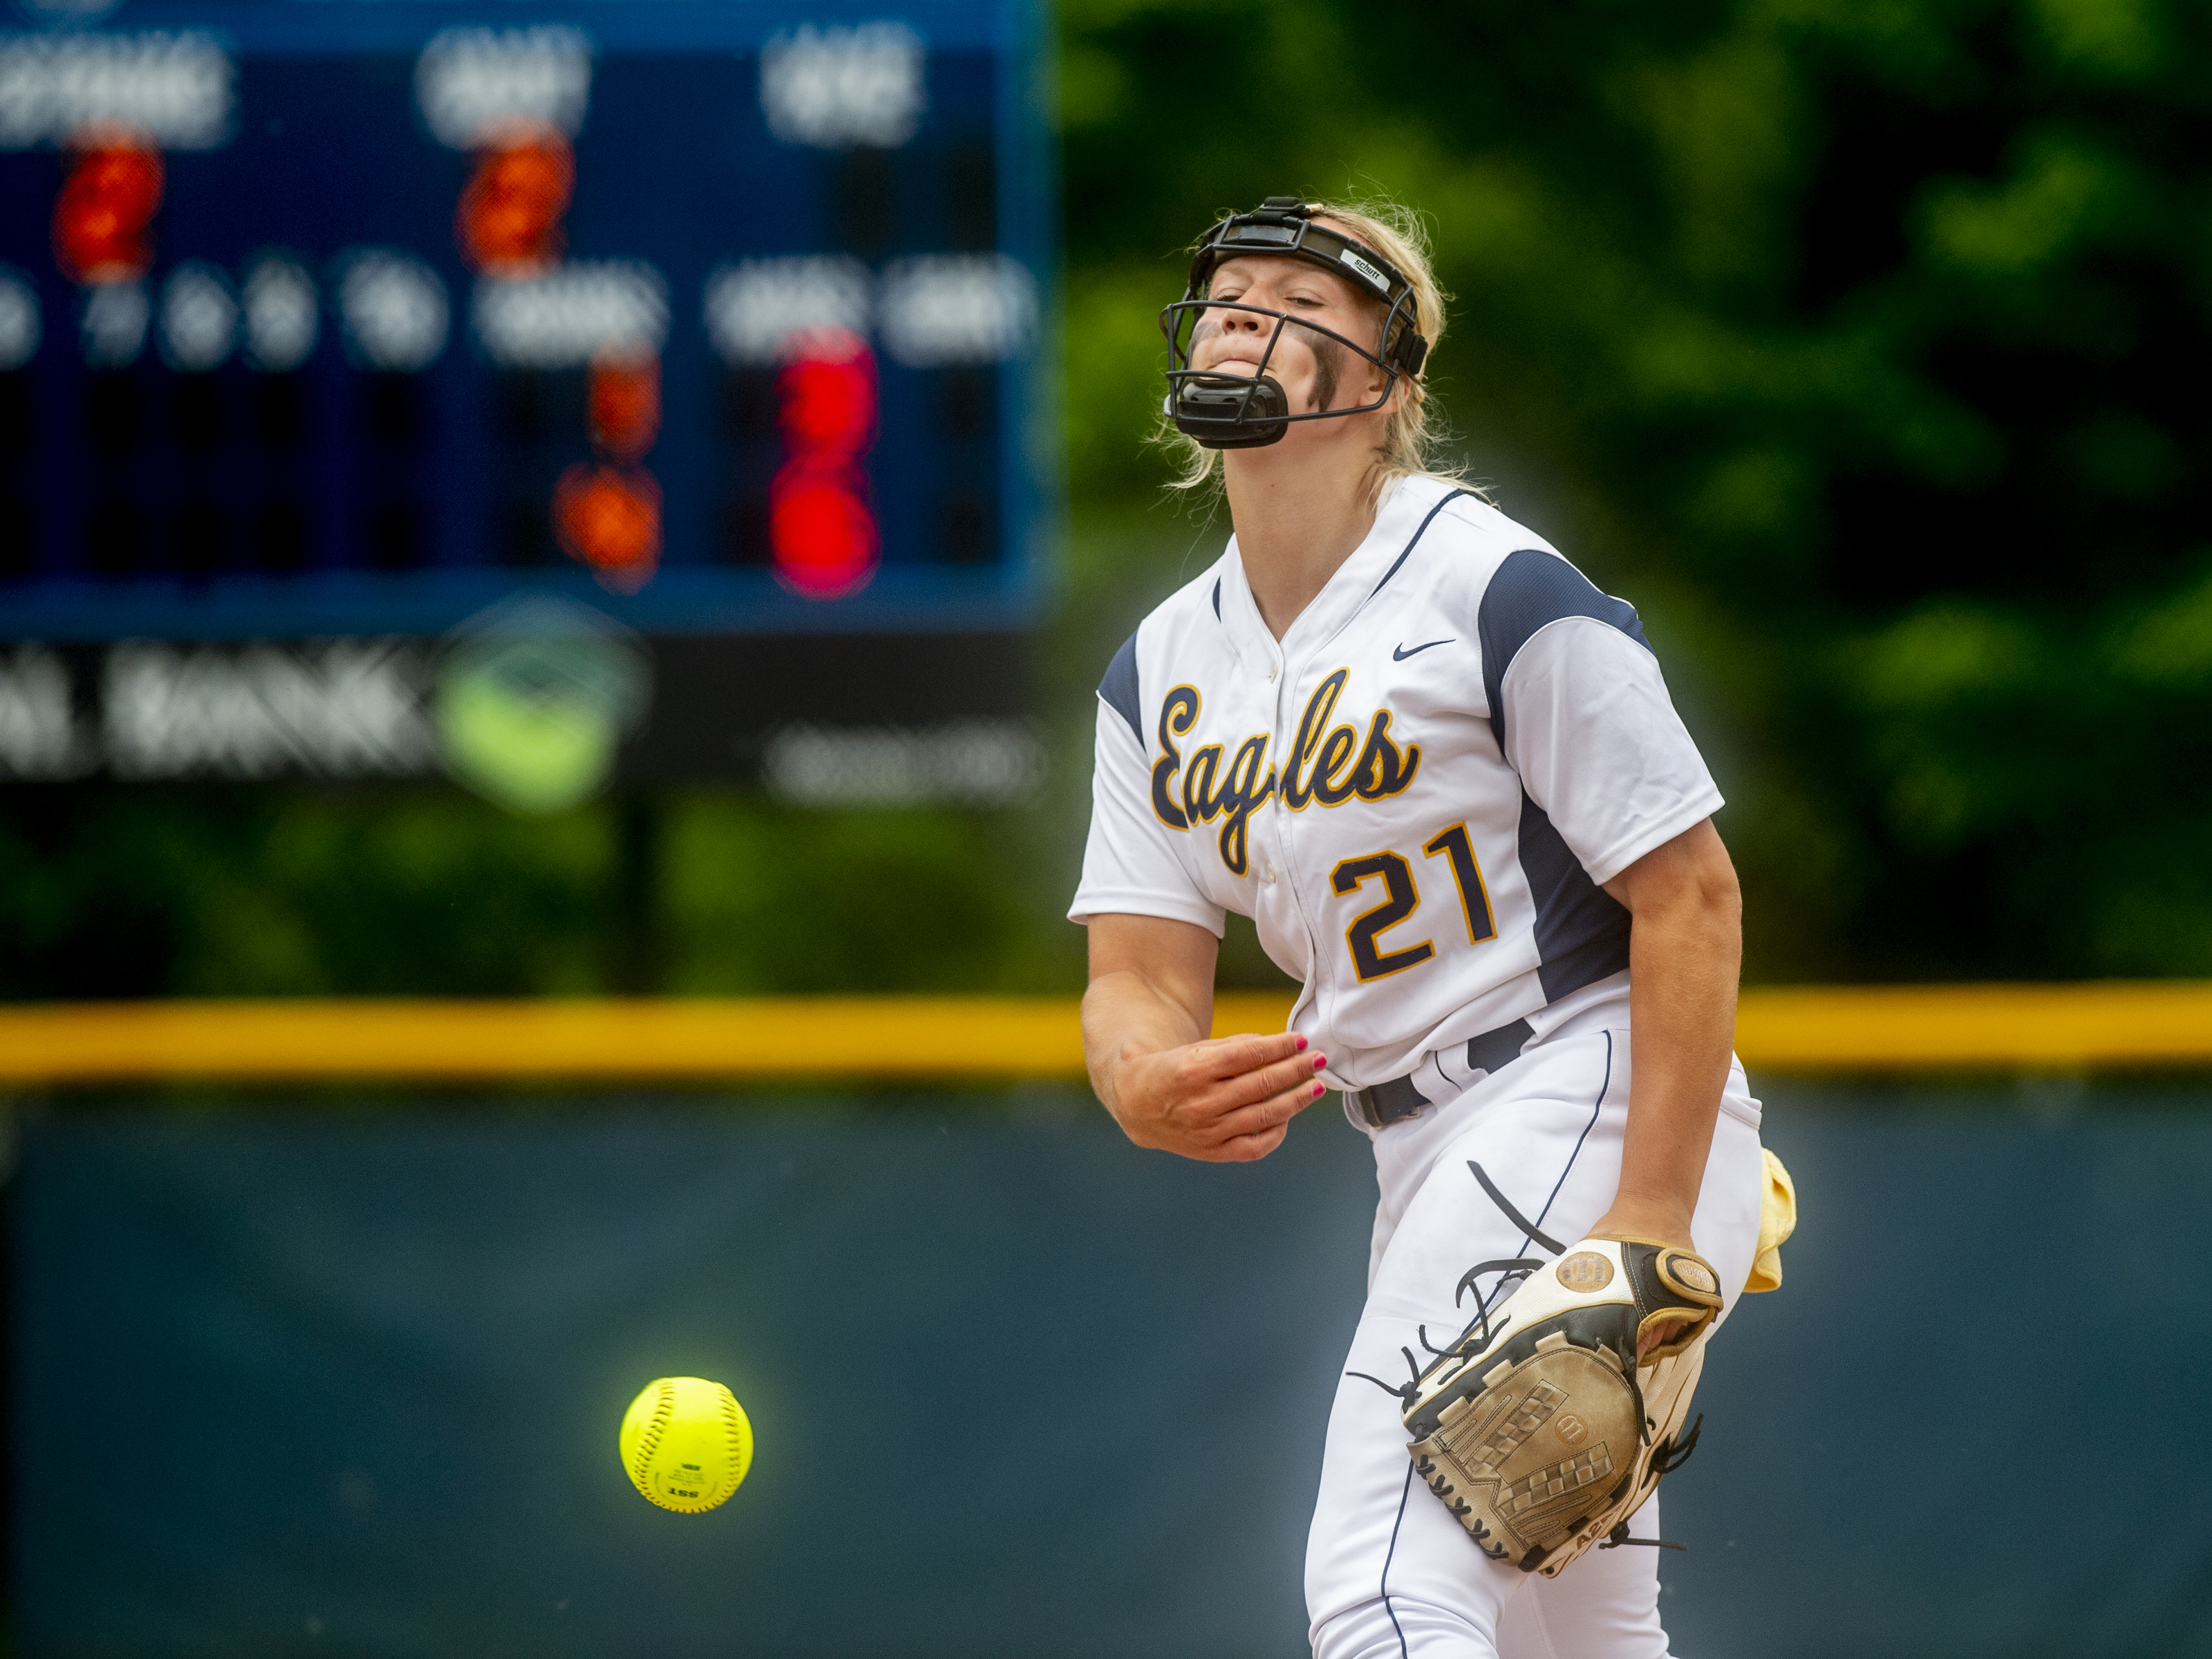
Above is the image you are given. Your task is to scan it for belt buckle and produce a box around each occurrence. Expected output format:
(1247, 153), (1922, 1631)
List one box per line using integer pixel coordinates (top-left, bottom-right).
(1356, 1071), (1429, 1129)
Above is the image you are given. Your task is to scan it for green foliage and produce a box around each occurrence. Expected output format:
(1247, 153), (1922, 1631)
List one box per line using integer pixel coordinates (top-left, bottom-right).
(0, 785), (1095, 1000)
(0, 788), (623, 997)
(1057, 0), (2212, 980)
(656, 794), (1079, 995)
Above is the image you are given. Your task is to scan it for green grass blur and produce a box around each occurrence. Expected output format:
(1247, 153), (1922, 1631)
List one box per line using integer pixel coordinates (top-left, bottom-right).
(8, 0), (2211, 997)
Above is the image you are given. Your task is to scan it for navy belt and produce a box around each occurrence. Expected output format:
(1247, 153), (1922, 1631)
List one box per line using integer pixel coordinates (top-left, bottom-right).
(1349, 1018), (1535, 1130)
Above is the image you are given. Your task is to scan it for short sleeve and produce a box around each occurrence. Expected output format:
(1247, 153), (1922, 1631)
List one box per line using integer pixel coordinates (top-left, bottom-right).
(1068, 697), (1227, 935)
(1500, 617), (1723, 887)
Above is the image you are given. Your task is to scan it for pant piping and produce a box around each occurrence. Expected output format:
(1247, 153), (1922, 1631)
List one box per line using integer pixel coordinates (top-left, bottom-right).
(1379, 1459), (1416, 1659)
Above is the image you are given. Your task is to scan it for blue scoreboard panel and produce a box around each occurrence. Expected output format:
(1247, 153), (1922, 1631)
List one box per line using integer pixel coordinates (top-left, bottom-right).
(0, 0), (1054, 799)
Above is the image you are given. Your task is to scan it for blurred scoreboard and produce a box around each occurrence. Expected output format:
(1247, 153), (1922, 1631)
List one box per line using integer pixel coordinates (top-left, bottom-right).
(0, 0), (1056, 802)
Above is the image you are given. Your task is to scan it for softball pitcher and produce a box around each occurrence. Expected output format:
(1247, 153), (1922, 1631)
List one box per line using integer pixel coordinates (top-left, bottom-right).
(1071, 194), (1785, 1658)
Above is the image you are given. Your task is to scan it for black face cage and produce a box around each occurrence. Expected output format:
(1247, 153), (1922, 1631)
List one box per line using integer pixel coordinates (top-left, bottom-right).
(1159, 197), (1431, 450)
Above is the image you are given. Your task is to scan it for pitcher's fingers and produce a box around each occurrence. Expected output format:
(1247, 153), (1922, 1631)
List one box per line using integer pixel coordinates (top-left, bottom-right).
(1637, 1315), (1693, 1364)
(1197, 1029), (1309, 1082)
(1207, 1074), (1326, 1145)
(1215, 1121), (1291, 1162)
(1208, 1047), (1327, 1112)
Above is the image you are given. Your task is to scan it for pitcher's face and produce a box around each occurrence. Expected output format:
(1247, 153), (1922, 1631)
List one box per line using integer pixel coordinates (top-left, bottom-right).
(1190, 241), (1391, 425)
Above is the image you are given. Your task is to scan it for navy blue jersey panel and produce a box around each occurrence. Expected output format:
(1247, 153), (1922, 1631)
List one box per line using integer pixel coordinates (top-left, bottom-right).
(1517, 791), (1632, 1004)
(1478, 548), (1651, 750)
(1098, 628), (1142, 745)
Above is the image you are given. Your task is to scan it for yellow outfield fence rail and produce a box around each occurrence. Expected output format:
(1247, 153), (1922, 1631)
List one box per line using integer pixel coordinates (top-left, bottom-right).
(0, 982), (2208, 1085)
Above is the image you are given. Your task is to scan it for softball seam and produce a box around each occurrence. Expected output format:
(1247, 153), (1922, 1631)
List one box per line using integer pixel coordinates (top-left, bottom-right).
(717, 1389), (747, 1504)
(630, 1380), (677, 1508)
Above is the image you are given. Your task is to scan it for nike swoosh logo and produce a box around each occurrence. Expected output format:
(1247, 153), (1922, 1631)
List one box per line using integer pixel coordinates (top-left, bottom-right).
(1393, 638), (1454, 661)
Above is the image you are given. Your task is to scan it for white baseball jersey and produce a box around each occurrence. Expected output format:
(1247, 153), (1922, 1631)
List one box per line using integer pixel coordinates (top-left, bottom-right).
(1069, 474), (1723, 1098)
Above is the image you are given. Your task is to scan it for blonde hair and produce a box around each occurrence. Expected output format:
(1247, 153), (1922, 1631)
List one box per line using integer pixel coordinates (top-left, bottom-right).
(1161, 194), (1461, 503)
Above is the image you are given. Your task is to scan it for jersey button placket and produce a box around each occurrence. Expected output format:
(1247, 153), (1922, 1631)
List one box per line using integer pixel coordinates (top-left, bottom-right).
(1271, 658), (1329, 1029)
(1259, 648), (1288, 888)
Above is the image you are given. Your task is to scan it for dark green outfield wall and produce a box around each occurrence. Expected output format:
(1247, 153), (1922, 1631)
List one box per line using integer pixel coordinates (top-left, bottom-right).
(12, 1085), (2212, 1658)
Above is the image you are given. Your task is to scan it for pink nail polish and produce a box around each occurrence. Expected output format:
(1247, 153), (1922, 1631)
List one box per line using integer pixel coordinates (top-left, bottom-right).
(1295, 1035), (1309, 1052)
(1312, 1054), (1327, 1071)
(1312, 1081), (1327, 1098)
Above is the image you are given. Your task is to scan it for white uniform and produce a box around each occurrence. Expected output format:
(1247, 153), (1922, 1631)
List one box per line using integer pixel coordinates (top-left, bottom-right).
(1070, 475), (1766, 1658)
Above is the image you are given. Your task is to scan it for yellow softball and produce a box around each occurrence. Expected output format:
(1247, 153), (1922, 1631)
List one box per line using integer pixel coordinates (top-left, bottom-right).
(619, 1376), (753, 1514)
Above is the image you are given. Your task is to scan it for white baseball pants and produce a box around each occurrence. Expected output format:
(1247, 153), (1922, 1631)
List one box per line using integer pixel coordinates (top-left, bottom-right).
(1306, 1027), (1766, 1659)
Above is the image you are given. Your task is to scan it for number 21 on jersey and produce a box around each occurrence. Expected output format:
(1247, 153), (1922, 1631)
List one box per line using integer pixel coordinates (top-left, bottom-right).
(1329, 823), (1498, 982)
